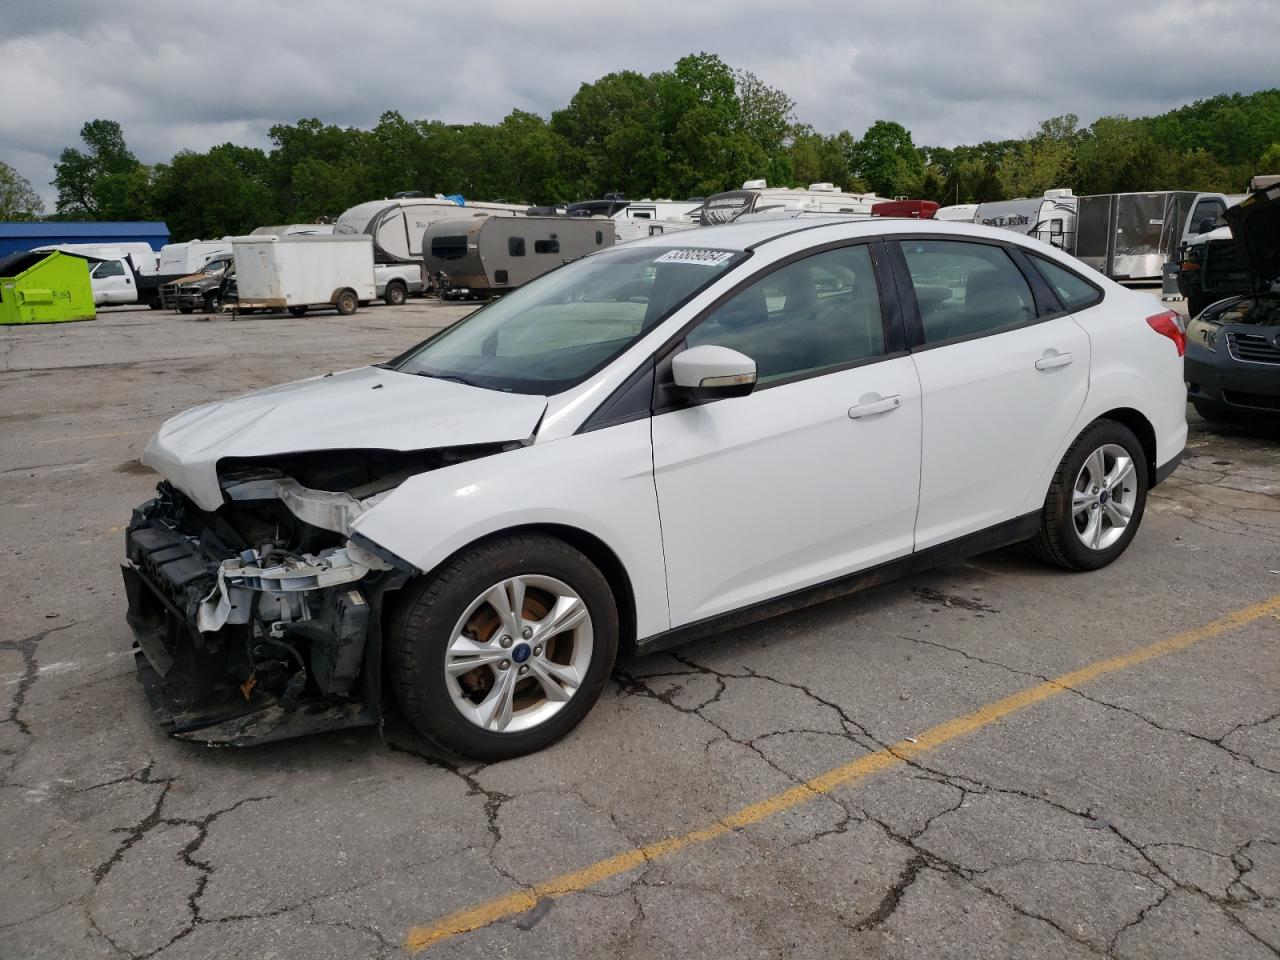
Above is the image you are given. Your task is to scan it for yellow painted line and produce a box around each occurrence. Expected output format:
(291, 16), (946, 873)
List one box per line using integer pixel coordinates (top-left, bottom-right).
(405, 594), (1280, 953)
(34, 428), (153, 445)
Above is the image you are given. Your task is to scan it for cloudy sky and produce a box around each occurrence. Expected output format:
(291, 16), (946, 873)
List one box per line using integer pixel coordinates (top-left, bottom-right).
(3, 0), (1278, 207)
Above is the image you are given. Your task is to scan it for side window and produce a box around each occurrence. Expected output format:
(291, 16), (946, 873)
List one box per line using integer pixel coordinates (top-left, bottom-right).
(685, 245), (885, 384)
(508, 237), (526, 257)
(900, 240), (1035, 344)
(1029, 254), (1102, 311)
(1190, 199), (1225, 232)
(95, 260), (125, 278)
(534, 239), (560, 255)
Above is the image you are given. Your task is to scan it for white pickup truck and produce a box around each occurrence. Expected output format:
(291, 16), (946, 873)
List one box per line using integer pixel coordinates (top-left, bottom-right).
(86, 255), (163, 308)
(373, 262), (424, 304)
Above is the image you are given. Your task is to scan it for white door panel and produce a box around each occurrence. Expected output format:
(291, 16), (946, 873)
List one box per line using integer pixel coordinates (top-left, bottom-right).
(912, 316), (1090, 548)
(653, 356), (922, 625)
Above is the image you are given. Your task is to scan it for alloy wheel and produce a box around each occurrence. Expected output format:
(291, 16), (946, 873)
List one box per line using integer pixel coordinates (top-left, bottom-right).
(1071, 443), (1138, 551)
(444, 575), (593, 733)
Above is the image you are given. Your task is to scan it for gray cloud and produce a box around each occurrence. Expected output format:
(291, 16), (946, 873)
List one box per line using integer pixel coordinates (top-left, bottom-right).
(3, 0), (1277, 207)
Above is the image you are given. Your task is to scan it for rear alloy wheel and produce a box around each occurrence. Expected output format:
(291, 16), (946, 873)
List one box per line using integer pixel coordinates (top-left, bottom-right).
(389, 534), (618, 759)
(1034, 420), (1148, 571)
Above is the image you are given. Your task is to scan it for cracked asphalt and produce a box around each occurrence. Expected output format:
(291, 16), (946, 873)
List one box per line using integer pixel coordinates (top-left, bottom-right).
(2, 298), (1278, 959)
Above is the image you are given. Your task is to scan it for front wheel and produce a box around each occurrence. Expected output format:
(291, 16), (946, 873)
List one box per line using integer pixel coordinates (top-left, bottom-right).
(1034, 420), (1148, 571)
(389, 534), (618, 760)
(203, 292), (221, 314)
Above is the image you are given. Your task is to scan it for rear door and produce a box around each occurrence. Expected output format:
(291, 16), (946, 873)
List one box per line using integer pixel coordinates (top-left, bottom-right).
(893, 237), (1090, 549)
(652, 242), (922, 624)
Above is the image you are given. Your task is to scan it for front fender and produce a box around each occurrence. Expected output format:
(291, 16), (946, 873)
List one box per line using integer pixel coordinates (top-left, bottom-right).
(350, 419), (670, 639)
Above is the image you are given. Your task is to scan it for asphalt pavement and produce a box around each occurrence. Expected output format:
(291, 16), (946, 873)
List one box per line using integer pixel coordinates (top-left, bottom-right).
(2, 298), (1278, 959)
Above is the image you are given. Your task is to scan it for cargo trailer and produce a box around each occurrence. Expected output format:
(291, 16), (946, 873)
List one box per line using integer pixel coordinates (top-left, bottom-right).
(230, 235), (375, 316)
(1074, 191), (1229, 282)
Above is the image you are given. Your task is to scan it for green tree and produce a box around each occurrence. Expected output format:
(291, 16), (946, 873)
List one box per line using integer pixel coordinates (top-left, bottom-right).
(551, 69), (666, 197)
(53, 119), (152, 218)
(150, 145), (278, 239)
(850, 120), (924, 197)
(0, 161), (43, 220)
(998, 114), (1078, 198)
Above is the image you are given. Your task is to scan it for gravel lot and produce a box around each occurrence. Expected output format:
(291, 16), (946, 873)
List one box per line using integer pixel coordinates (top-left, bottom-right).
(2, 297), (1278, 960)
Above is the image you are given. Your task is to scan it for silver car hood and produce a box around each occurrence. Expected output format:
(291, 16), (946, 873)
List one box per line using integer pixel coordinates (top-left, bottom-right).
(143, 365), (547, 510)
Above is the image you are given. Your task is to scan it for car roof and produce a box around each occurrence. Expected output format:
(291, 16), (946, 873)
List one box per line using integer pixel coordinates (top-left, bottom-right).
(624, 216), (1052, 253)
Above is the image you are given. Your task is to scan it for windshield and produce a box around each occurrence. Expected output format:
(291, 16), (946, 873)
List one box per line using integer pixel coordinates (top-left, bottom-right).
(202, 258), (230, 275)
(394, 244), (745, 394)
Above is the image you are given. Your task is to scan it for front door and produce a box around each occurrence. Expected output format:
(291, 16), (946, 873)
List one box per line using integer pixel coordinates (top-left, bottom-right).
(895, 237), (1091, 549)
(652, 243), (922, 625)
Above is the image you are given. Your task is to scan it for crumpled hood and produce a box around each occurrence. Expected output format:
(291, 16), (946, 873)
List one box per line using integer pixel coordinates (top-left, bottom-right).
(143, 365), (547, 510)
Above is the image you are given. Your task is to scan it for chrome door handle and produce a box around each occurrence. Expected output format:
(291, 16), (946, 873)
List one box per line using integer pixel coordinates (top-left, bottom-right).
(1035, 351), (1073, 370)
(848, 395), (901, 419)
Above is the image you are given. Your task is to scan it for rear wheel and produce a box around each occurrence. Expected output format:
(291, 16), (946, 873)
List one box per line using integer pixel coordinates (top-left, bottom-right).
(1034, 420), (1148, 571)
(287, 305), (309, 317)
(335, 290), (358, 316)
(389, 534), (618, 760)
(383, 281), (407, 306)
(203, 292), (222, 314)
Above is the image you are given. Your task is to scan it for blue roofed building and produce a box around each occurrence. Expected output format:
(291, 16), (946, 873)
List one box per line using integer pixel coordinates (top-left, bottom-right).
(0, 221), (170, 258)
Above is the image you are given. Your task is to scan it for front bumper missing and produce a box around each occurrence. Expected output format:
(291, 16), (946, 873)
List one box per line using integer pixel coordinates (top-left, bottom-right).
(121, 507), (403, 745)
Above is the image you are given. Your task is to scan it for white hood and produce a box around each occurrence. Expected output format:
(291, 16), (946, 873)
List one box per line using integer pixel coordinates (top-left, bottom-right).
(143, 365), (547, 510)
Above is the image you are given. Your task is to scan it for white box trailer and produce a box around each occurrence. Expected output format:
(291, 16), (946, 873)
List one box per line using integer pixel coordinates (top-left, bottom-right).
(230, 234), (376, 316)
(157, 240), (234, 277)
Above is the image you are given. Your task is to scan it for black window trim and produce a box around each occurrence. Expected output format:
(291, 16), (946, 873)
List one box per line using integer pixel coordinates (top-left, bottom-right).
(888, 233), (1096, 353)
(650, 236), (906, 415)
(1022, 249), (1105, 316)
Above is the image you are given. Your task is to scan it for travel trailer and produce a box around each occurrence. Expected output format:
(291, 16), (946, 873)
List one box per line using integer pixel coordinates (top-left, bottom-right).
(334, 197), (527, 263)
(423, 216), (615, 297)
(698, 180), (878, 225)
(612, 201), (702, 243)
(250, 224), (336, 237)
(1075, 191), (1230, 282)
(157, 240), (234, 277)
(970, 189), (1078, 251)
(935, 203), (979, 222)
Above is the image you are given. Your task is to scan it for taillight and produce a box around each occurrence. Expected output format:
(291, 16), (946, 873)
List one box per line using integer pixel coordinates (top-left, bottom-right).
(1147, 310), (1186, 357)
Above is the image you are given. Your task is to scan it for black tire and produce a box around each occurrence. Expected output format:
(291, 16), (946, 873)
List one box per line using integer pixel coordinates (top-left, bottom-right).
(178, 306), (195, 315)
(1192, 400), (1237, 423)
(1033, 420), (1149, 571)
(203, 292), (221, 314)
(335, 290), (358, 316)
(389, 534), (619, 760)
(383, 281), (407, 306)
(287, 305), (309, 317)
(148, 300), (163, 310)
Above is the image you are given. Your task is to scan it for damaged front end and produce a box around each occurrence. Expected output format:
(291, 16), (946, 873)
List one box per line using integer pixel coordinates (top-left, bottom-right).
(121, 470), (415, 746)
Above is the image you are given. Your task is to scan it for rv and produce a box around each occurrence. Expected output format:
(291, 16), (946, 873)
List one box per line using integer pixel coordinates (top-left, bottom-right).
(423, 216), (615, 298)
(250, 224), (336, 237)
(935, 203), (980, 223)
(970, 189), (1078, 251)
(157, 240), (234, 277)
(231, 234), (376, 316)
(33, 242), (159, 274)
(1074, 190), (1230, 282)
(698, 180), (878, 225)
(333, 197), (527, 263)
(612, 202), (702, 243)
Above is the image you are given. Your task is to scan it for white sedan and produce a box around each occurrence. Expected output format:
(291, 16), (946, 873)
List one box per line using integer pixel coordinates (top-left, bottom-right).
(124, 218), (1187, 758)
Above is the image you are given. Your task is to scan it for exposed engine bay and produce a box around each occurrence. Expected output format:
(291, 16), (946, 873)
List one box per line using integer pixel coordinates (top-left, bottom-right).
(120, 445), (513, 744)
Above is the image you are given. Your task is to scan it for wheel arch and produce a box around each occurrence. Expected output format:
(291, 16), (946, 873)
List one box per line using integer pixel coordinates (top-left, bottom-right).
(388, 522), (640, 660)
(1094, 406), (1157, 483)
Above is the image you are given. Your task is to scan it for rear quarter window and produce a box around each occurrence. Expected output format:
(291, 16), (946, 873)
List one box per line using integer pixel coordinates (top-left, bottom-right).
(1029, 255), (1103, 311)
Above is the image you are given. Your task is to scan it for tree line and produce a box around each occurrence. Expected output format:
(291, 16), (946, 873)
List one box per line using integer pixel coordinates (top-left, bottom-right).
(3, 53), (1277, 241)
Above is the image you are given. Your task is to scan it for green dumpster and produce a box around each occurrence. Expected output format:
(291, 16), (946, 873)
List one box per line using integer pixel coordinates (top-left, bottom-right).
(0, 250), (96, 325)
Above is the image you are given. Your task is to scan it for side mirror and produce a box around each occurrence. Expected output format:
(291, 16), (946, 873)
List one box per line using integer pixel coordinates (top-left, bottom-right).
(672, 344), (757, 400)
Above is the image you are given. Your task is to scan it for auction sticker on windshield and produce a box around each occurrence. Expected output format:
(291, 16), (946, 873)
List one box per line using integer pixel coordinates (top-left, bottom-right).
(654, 249), (736, 266)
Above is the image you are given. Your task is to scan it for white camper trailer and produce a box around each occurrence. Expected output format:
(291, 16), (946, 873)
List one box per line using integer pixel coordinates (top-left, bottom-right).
(250, 223), (336, 237)
(612, 201), (702, 243)
(230, 234), (376, 316)
(971, 189), (1078, 251)
(334, 197), (527, 263)
(157, 240), (234, 277)
(698, 180), (878, 225)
